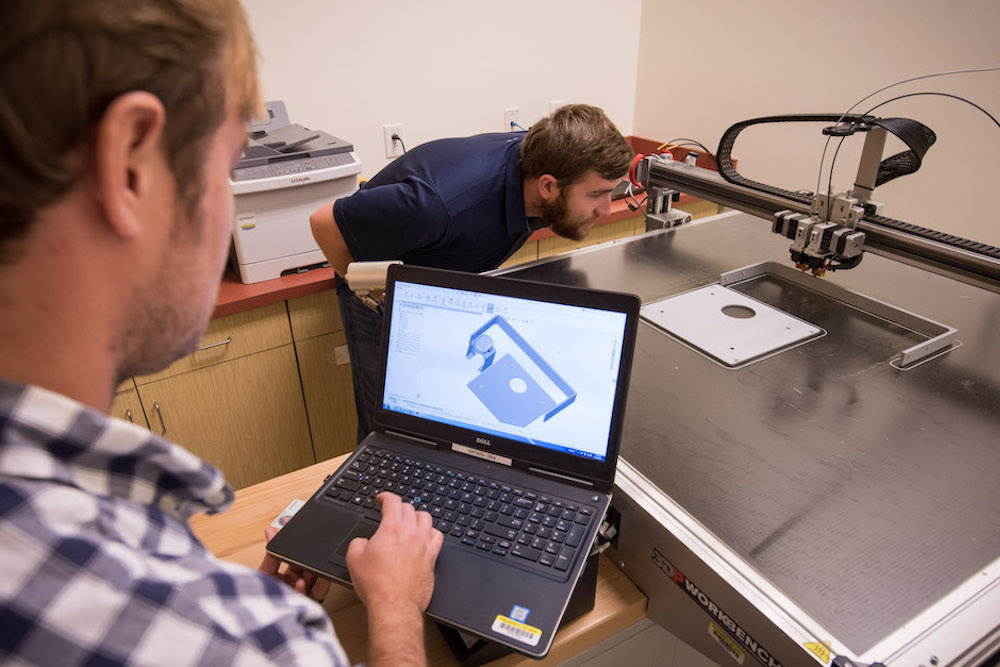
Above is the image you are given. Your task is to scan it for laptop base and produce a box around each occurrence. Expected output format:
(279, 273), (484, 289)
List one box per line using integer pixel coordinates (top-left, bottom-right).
(436, 546), (600, 666)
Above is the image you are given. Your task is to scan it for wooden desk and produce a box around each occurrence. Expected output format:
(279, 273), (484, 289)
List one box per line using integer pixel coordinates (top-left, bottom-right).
(190, 456), (648, 665)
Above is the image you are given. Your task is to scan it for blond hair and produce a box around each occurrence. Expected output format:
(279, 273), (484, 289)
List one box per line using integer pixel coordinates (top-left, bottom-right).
(0, 0), (261, 261)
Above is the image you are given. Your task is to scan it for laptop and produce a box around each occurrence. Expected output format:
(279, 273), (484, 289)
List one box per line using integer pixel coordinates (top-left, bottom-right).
(267, 264), (639, 658)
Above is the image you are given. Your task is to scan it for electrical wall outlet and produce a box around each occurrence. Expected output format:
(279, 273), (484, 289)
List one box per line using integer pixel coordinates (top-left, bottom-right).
(503, 108), (519, 132)
(383, 123), (404, 158)
(549, 100), (566, 114)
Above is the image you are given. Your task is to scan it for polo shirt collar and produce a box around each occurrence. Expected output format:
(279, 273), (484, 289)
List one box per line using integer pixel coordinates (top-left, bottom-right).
(0, 379), (234, 521)
(504, 138), (529, 235)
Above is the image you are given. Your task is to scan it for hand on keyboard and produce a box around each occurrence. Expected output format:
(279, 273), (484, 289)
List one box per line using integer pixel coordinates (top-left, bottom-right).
(345, 492), (444, 614)
(327, 447), (596, 579)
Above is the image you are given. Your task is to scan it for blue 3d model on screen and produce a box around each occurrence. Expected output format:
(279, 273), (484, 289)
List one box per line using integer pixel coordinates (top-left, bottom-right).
(465, 316), (577, 428)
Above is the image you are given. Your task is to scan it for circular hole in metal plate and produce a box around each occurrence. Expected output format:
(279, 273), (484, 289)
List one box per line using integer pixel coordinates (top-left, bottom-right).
(509, 377), (528, 394)
(721, 304), (756, 319)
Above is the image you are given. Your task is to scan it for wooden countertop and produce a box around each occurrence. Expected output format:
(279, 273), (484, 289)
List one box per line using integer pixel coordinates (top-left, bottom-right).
(212, 197), (641, 319)
(190, 455), (648, 666)
(214, 264), (337, 318)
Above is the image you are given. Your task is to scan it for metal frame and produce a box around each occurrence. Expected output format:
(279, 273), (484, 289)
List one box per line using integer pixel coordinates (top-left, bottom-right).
(613, 457), (1000, 667)
(640, 160), (1000, 294)
(719, 262), (959, 369)
(495, 214), (1000, 666)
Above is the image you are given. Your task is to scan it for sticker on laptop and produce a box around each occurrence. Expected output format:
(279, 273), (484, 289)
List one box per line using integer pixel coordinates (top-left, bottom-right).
(270, 498), (305, 530)
(509, 605), (530, 623)
(492, 607), (541, 647)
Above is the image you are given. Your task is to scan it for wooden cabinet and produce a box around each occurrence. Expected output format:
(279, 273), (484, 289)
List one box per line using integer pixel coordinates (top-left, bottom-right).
(122, 289), (361, 489)
(288, 289), (343, 339)
(129, 299), (316, 490)
(135, 302), (291, 385)
(295, 331), (357, 461)
(110, 384), (149, 428)
(136, 345), (314, 489)
(287, 290), (358, 461)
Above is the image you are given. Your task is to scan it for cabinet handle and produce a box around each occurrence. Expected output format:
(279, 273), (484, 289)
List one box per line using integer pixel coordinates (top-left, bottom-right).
(198, 336), (232, 351)
(125, 409), (134, 424)
(153, 401), (167, 435)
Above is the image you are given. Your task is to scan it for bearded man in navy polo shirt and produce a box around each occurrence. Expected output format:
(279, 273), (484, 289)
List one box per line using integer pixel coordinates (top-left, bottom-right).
(310, 104), (633, 442)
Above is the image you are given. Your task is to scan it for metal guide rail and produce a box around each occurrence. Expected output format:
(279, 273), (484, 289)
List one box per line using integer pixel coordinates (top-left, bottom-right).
(495, 214), (1000, 667)
(636, 159), (1000, 295)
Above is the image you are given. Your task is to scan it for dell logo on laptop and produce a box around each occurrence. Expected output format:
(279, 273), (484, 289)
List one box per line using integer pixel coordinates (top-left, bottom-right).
(476, 436), (492, 447)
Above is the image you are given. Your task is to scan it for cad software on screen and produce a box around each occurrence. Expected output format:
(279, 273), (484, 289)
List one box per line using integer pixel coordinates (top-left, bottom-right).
(382, 281), (627, 461)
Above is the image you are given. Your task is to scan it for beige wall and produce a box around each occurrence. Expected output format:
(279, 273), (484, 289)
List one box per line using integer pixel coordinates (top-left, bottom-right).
(242, 0), (643, 180)
(634, 0), (1000, 247)
(243, 1), (999, 246)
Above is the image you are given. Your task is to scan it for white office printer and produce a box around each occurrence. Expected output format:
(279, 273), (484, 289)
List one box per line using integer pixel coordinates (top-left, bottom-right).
(229, 101), (362, 283)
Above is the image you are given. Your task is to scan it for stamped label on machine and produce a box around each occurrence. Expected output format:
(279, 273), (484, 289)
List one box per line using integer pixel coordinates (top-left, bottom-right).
(491, 615), (541, 646)
(803, 641), (831, 665)
(237, 213), (256, 230)
(710, 621), (746, 664)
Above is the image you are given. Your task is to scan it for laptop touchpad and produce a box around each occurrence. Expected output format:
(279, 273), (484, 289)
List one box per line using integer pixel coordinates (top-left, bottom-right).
(328, 520), (377, 567)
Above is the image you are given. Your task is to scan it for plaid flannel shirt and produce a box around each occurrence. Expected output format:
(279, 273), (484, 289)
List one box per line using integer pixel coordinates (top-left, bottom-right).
(0, 379), (350, 666)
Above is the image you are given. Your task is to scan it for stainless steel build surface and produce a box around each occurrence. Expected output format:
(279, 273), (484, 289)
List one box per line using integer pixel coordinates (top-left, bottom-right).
(640, 282), (824, 368)
(499, 213), (1000, 664)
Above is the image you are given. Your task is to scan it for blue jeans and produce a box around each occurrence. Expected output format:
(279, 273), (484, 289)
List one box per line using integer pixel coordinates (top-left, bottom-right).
(336, 275), (385, 444)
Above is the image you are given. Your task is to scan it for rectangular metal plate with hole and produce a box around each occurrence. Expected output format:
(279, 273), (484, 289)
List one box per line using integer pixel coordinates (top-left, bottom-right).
(641, 284), (824, 367)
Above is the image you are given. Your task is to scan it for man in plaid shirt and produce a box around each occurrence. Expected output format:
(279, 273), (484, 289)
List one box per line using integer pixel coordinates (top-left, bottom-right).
(0, 2), (443, 665)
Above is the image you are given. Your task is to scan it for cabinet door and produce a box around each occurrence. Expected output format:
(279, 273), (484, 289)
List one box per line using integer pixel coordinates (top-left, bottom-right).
(288, 289), (344, 341)
(295, 331), (358, 462)
(110, 387), (150, 429)
(137, 345), (314, 489)
(135, 301), (291, 385)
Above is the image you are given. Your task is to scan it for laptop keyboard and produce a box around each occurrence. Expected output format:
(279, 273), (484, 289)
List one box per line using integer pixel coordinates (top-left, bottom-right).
(322, 446), (597, 577)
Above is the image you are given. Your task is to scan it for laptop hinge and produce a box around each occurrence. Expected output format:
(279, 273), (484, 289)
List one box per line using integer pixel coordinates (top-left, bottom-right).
(383, 429), (439, 449)
(528, 466), (595, 488)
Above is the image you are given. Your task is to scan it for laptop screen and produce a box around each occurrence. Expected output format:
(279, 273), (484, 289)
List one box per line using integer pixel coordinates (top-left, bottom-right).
(381, 279), (630, 462)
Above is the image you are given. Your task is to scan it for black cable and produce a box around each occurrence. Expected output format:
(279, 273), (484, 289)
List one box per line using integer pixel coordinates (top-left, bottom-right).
(391, 133), (406, 153)
(664, 137), (717, 165)
(826, 136), (846, 221)
(825, 90), (1000, 204)
(625, 182), (643, 210)
(862, 91), (1000, 129)
(626, 195), (648, 212)
(668, 142), (707, 154)
(815, 66), (1000, 204)
(511, 122), (528, 132)
(828, 254), (863, 271)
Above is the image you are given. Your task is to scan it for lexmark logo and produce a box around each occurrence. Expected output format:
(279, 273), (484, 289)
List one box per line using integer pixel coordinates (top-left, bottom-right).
(476, 437), (492, 447)
(289, 176), (311, 184)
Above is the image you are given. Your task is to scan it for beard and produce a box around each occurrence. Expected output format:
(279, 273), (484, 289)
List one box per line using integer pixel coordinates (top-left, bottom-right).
(112, 197), (223, 383)
(540, 189), (594, 241)
(113, 255), (213, 384)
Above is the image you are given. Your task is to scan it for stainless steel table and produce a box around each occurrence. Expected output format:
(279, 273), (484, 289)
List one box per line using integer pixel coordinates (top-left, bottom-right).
(497, 212), (1000, 667)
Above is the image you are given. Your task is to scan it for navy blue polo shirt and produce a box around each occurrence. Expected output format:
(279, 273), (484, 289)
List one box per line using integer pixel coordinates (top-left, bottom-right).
(333, 133), (532, 273)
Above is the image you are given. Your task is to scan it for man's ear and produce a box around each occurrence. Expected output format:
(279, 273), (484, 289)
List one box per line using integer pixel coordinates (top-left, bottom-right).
(92, 91), (167, 240)
(537, 174), (561, 201)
